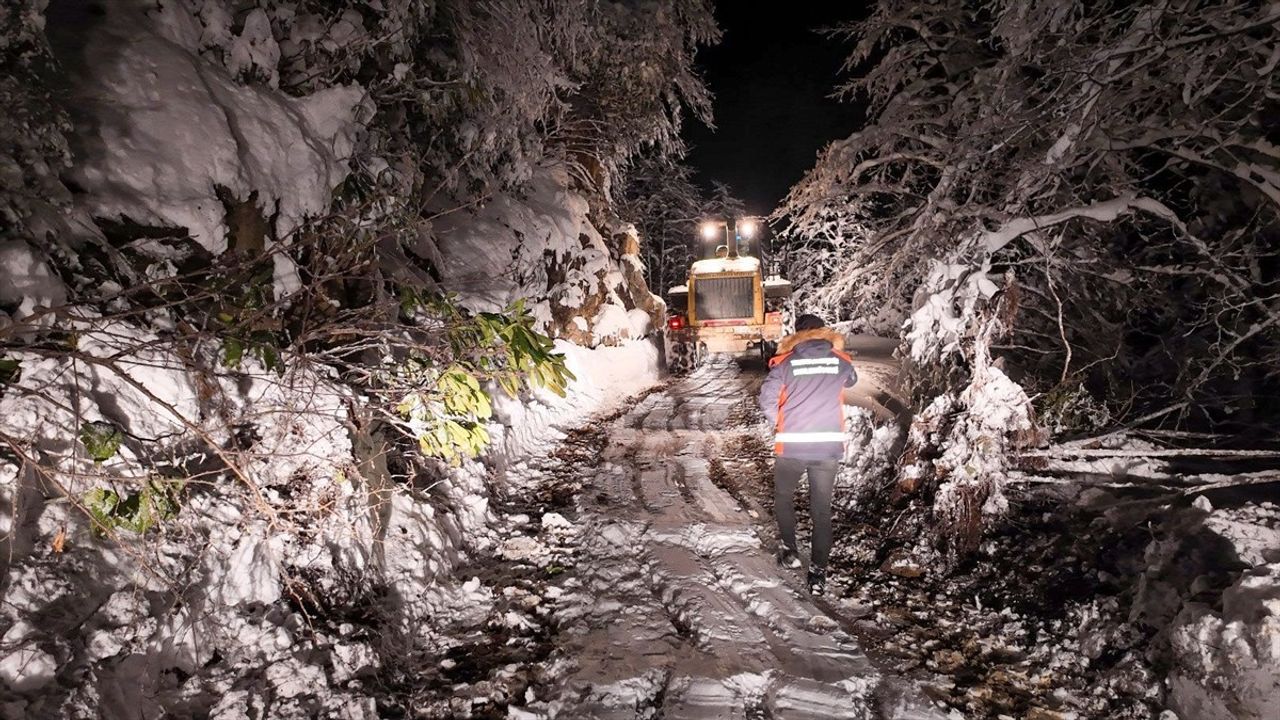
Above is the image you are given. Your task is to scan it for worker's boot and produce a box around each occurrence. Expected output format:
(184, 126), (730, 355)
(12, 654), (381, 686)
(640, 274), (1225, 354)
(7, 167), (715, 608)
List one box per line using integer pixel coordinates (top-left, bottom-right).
(776, 546), (801, 569)
(807, 566), (827, 595)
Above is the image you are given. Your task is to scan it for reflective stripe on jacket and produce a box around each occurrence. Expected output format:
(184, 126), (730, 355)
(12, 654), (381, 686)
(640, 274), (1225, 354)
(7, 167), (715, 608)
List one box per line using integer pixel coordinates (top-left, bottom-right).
(757, 328), (857, 460)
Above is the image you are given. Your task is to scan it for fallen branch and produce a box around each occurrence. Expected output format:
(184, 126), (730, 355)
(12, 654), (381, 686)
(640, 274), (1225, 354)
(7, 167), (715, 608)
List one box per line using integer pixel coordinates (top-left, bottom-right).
(1023, 447), (1280, 459)
(1006, 472), (1167, 490)
(1176, 471), (1280, 495)
(979, 194), (1177, 253)
(1007, 470), (1280, 493)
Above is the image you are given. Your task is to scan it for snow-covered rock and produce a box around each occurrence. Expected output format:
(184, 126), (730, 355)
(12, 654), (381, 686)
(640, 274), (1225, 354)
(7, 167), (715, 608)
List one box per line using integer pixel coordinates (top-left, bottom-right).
(47, 0), (365, 254)
(1161, 503), (1280, 720)
(0, 240), (66, 325)
(432, 165), (663, 346)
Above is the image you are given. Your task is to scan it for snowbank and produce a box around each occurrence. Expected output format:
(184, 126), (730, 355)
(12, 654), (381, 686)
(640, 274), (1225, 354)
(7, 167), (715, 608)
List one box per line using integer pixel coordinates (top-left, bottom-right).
(492, 339), (661, 464)
(0, 321), (658, 716)
(0, 269), (660, 719)
(1154, 500), (1280, 720)
(1, 3), (671, 716)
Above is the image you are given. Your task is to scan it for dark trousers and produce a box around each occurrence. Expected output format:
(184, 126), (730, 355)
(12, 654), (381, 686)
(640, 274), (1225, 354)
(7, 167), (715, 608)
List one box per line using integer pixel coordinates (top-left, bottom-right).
(774, 457), (838, 569)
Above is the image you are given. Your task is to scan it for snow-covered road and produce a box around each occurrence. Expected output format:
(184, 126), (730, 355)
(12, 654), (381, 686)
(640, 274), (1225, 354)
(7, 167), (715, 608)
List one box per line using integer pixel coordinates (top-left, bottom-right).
(536, 357), (943, 719)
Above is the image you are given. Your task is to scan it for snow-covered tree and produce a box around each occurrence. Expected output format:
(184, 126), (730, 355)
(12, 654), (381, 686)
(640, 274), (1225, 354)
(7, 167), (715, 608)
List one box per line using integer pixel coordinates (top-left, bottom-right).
(556, 0), (719, 193)
(785, 0), (1279, 407)
(619, 154), (703, 293)
(618, 158), (755, 292)
(702, 180), (748, 228)
(779, 0), (1280, 557)
(159, 0), (717, 198)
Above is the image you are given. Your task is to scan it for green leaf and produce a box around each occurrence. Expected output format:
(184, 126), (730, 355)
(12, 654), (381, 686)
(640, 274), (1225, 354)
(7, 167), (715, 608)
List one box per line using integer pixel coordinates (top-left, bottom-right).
(256, 345), (282, 375)
(398, 286), (421, 316)
(84, 487), (120, 534)
(80, 421), (124, 464)
(403, 294), (575, 462)
(396, 394), (418, 417)
(116, 492), (146, 533)
(82, 479), (181, 536)
(0, 358), (20, 385)
(222, 338), (244, 368)
(497, 373), (520, 398)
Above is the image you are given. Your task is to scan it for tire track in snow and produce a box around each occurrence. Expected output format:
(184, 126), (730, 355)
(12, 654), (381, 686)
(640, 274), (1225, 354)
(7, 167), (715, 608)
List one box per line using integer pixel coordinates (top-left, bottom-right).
(531, 359), (949, 720)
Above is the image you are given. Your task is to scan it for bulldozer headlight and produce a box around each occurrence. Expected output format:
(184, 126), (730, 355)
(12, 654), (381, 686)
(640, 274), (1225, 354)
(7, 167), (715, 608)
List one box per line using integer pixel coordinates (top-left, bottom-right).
(738, 219), (756, 238)
(700, 222), (720, 240)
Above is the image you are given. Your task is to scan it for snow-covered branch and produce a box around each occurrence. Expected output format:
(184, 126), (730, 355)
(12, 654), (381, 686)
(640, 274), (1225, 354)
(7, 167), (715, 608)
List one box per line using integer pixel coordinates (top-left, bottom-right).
(979, 194), (1179, 253)
(778, 0), (1280, 566)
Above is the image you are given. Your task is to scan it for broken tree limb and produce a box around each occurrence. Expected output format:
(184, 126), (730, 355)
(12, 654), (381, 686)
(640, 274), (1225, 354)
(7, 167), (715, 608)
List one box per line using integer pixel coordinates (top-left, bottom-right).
(1022, 447), (1280, 459)
(1006, 470), (1280, 494)
(979, 194), (1180, 253)
(1178, 472), (1280, 495)
(1005, 471), (1171, 490)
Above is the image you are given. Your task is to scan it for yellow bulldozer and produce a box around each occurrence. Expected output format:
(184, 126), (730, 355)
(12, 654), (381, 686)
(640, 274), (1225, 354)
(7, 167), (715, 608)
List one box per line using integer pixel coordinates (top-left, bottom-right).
(664, 218), (792, 372)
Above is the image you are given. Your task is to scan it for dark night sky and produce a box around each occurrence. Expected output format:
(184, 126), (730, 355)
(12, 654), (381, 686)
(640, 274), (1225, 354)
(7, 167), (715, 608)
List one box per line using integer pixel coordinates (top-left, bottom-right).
(685, 3), (870, 216)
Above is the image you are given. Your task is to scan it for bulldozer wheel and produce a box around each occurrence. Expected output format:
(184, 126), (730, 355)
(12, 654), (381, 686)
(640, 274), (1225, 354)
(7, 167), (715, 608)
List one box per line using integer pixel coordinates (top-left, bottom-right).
(666, 338), (697, 375)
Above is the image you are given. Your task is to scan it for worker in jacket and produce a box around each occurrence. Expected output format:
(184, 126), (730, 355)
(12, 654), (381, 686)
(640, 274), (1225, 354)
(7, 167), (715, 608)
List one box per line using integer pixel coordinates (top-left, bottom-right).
(757, 314), (857, 595)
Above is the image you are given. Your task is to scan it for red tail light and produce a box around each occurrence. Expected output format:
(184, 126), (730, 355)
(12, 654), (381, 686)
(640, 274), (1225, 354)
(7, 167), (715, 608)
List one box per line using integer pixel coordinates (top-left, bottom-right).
(667, 314), (686, 330)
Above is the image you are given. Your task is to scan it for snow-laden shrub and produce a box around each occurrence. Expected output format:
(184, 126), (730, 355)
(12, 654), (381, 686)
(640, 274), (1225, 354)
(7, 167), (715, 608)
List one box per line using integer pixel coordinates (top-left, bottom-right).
(1118, 499), (1280, 720)
(48, 0), (365, 256)
(0, 220), (587, 711)
(0, 182), (580, 535)
(0, 2), (686, 714)
(899, 275), (1041, 559)
(903, 260), (1006, 367)
(392, 295), (574, 463)
(430, 164), (664, 346)
(1037, 382), (1113, 438)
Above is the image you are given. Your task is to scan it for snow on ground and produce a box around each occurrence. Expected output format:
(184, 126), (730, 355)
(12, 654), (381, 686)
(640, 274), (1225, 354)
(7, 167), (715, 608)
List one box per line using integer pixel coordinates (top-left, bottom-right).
(830, 438), (1280, 720)
(0, 279), (661, 719)
(453, 359), (952, 719)
(492, 339), (660, 465)
(1143, 497), (1280, 720)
